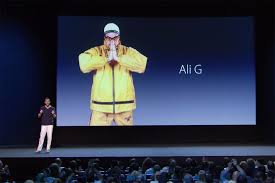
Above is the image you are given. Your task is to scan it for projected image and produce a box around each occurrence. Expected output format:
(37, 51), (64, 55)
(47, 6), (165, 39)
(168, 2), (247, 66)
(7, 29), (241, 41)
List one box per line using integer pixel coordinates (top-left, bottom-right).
(78, 23), (147, 126)
(57, 16), (256, 126)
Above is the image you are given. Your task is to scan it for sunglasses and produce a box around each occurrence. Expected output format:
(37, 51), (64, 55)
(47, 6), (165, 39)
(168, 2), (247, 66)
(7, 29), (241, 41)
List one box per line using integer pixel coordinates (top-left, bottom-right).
(104, 36), (120, 41)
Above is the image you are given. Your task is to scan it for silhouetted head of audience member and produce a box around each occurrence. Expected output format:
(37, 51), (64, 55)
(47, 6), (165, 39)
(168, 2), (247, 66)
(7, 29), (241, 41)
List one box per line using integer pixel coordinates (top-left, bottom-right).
(173, 165), (182, 180)
(149, 170), (160, 182)
(267, 160), (275, 171)
(49, 163), (60, 178)
(129, 162), (139, 172)
(169, 158), (177, 168)
(256, 158), (266, 167)
(236, 174), (247, 183)
(232, 170), (240, 182)
(205, 173), (213, 183)
(75, 158), (84, 172)
(88, 159), (96, 168)
(0, 160), (10, 181)
(247, 158), (255, 169)
(110, 165), (121, 179)
(266, 177), (274, 183)
(165, 158), (176, 176)
(198, 170), (206, 182)
(54, 158), (62, 167)
(0, 160), (3, 169)
(185, 158), (193, 168)
(153, 164), (161, 173)
(111, 160), (119, 168)
(142, 157), (154, 173)
(223, 157), (230, 168)
(201, 159), (208, 170)
(266, 170), (275, 183)
(207, 161), (216, 174)
(257, 165), (267, 174)
(244, 158), (255, 177)
(35, 172), (46, 182)
(24, 179), (34, 183)
(239, 161), (248, 172)
(183, 173), (193, 183)
(42, 168), (50, 177)
(254, 170), (265, 182)
(129, 158), (137, 165)
(94, 158), (100, 164)
(159, 171), (169, 183)
(69, 160), (77, 172)
(60, 168), (73, 182)
(93, 158), (102, 169)
(107, 176), (118, 183)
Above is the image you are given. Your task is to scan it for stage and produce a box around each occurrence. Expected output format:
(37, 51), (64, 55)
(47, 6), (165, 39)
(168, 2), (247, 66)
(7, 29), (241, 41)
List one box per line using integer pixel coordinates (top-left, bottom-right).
(1, 145), (275, 158)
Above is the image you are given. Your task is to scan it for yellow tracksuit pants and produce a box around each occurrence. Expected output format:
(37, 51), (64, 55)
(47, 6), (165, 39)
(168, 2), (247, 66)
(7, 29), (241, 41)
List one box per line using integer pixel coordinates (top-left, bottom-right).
(90, 110), (133, 126)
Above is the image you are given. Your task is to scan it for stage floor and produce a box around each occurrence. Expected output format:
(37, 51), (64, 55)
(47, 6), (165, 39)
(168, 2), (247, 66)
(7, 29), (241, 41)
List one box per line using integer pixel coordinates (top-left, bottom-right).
(1, 145), (275, 158)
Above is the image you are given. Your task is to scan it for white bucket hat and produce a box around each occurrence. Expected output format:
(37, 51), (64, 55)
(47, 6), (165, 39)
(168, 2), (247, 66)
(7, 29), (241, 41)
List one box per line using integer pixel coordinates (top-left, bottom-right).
(104, 23), (120, 38)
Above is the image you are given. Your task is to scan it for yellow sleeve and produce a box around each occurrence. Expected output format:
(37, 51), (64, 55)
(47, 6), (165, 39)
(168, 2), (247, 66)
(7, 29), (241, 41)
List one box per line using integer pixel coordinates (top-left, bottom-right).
(78, 47), (107, 73)
(118, 47), (147, 73)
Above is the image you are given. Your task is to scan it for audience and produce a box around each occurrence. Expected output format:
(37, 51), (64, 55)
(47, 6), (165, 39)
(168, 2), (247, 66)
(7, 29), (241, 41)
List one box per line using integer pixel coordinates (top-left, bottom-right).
(1, 157), (275, 182)
(0, 160), (11, 182)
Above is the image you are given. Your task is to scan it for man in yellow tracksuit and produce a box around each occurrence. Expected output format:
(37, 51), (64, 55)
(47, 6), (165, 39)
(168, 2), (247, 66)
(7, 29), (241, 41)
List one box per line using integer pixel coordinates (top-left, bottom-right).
(78, 23), (147, 126)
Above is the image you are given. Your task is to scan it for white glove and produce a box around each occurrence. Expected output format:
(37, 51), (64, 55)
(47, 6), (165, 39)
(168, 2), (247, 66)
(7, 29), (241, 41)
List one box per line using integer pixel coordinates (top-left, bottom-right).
(112, 49), (118, 62)
(108, 50), (113, 62)
(108, 41), (118, 62)
(108, 41), (115, 62)
(111, 41), (118, 61)
(110, 40), (115, 51)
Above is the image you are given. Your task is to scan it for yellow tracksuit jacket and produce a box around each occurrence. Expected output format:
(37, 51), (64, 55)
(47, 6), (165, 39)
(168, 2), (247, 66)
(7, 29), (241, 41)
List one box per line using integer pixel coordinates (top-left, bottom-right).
(78, 44), (147, 114)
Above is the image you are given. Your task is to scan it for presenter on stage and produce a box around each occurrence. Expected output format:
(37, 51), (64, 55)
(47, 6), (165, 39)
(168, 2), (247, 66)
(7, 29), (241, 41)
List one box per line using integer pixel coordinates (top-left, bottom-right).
(78, 23), (147, 126)
(36, 97), (56, 153)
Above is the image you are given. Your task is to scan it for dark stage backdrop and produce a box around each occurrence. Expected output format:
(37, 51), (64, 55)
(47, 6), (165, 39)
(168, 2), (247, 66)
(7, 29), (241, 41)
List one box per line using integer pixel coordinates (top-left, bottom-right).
(0, 0), (274, 146)
(0, 17), (57, 146)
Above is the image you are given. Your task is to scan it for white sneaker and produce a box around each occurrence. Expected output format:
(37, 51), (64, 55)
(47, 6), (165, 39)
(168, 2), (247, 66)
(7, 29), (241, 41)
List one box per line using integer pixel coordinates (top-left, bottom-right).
(35, 150), (41, 153)
(46, 149), (51, 153)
